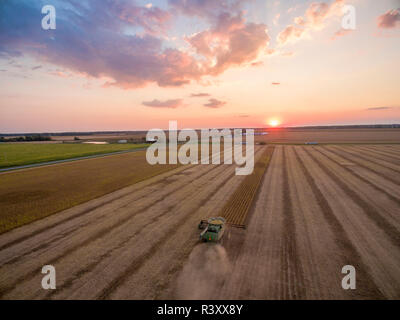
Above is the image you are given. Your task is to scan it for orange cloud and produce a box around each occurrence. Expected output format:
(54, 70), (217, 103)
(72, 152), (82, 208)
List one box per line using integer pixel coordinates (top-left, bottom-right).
(331, 28), (352, 40)
(277, 0), (344, 44)
(377, 8), (400, 29)
(187, 12), (270, 75)
(277, 25), (305, 44)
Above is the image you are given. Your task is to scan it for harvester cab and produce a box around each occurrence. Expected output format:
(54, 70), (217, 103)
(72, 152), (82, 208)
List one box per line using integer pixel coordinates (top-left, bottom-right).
(198, 217), (226, 242)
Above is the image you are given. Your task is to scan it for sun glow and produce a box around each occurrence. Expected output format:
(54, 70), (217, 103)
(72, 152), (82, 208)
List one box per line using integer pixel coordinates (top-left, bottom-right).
(268, 119), (280, 127)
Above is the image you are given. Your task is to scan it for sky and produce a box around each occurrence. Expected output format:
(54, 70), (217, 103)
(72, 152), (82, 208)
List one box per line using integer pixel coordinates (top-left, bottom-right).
(0, 0), (399, 133)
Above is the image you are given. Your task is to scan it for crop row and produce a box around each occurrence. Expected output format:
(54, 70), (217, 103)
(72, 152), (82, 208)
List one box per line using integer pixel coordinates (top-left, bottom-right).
(219, 146), (275, 226)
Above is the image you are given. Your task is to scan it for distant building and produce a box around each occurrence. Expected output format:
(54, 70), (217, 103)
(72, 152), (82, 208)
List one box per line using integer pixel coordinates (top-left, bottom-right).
(118, 139), (128, 144)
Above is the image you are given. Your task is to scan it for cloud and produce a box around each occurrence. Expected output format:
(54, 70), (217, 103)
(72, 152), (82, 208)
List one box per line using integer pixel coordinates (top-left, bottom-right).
(331, 28), (352, 40)
(191, 93), (210, 97)
(187, 12), (270, 75)
(277, 25), (305, 44)
(271, 82), (280, 85)
(204, 98), (226, 108)
(365, 106), (395, 111)
(377, 8), (400, 29)
(168, 0), (245, 20)
(251, 61), (263, 67)
(31, 65), (42, 70)
(0, 1), (270, 89)
(277, 0), (344, 44)
(142, 99), (183, 108)
(280, 51), (295, 57)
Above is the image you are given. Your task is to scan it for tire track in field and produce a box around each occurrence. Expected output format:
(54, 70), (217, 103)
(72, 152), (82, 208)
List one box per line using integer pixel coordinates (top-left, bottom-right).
(326, 146), (400, 186)
(0, 163), (226, 298)
(243, 146), (276, 227)
(372, 146), (400, 157)
(348, 146), (400, 164)
(0, 164), (222, 268)
(333, 146), (400, 173)
(304, 147), (400, 248)
(96, 165), (238, 299)
(281, 147), (306, 299)
(383, 145), (400, 154)
(316, 147), (400, 206)
(293, 147), (385, 299)
(356, 146), (400, 161)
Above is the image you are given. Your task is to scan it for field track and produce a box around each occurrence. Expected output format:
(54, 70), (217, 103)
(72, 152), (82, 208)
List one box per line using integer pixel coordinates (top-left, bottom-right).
(0, 145), (399, 299)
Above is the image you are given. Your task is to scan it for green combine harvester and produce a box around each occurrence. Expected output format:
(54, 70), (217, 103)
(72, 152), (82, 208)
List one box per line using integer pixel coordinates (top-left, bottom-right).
(198, 217), (226, 242)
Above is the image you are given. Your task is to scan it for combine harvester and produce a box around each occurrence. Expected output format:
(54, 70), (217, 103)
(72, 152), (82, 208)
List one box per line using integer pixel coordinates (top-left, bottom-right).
(198, 216), (247, 242)
(198, 217), (226, 242)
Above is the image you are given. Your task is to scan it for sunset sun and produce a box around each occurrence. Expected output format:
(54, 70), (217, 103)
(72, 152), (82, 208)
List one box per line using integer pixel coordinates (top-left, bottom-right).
(268, 119), (280, 127)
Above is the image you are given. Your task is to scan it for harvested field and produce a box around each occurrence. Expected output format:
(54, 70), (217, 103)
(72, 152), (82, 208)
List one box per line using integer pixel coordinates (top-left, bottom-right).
(0, 144), (399, 300)
(196, 144), (400, 299)
(218, 146), (275, 226)
(0, 147), (258, 299)
(255, 128), (400, 144)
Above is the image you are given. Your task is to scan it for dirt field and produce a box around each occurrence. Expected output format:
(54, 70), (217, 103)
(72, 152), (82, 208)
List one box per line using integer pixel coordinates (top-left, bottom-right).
(170, 144), (400, 299)
(0, 147), (261, 299)
(255, 128), (400, 144)
(218, 147), (275, 226)
(47, 128), (400, 143)
(0, 145), (399, 299)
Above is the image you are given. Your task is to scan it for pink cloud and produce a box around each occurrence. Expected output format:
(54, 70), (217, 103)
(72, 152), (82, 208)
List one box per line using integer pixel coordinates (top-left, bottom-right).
(142, 99), (183, 108)
(204, 98), (226, 108)
(117, 5), (172, 35)
(277, 0), (344, 44)
(377, 9), (400, 29)
(187, 12), (270, 75)
(277, 25), (305, 44)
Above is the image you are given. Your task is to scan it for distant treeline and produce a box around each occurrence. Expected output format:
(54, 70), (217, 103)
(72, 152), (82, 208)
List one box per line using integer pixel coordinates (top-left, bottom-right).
(281, 124), (400, 130)
(0, 135), (52, 142)
(0, 124), (399, 137)
(0, 131), (148, 137)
